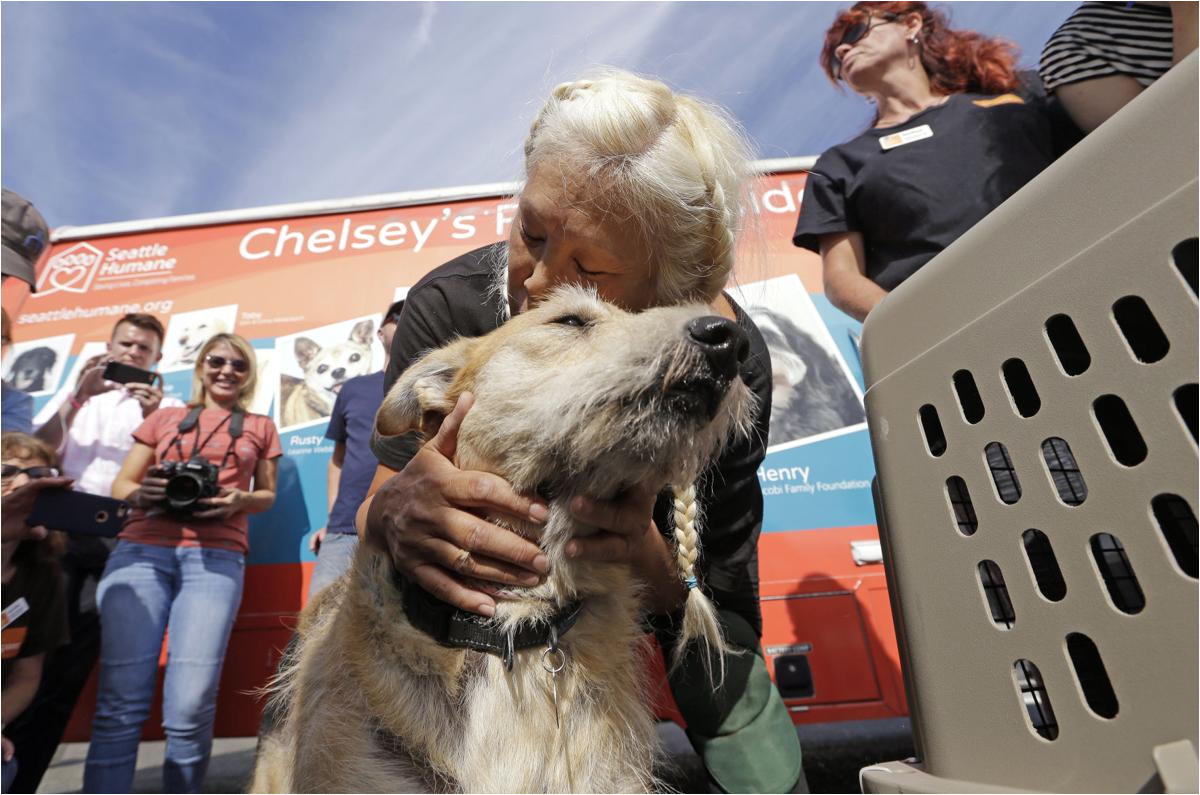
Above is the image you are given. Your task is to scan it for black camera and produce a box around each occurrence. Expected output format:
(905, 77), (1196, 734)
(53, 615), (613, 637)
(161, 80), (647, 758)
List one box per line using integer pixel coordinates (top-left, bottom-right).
(149, 458), (221, 513)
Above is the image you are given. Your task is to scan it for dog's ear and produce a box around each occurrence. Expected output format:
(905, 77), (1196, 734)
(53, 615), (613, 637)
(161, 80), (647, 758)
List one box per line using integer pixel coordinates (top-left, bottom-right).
(294, 337), (321, 370)
(349, 319), (374, 346)
(375, 340), (470, 439)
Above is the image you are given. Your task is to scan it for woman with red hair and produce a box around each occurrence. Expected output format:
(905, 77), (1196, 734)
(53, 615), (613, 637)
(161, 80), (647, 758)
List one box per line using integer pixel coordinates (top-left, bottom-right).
(794, 1), (1077, 322)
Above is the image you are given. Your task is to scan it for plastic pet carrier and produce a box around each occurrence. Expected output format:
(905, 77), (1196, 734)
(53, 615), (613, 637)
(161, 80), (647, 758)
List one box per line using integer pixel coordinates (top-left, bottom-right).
(857, 54), (1198, 793)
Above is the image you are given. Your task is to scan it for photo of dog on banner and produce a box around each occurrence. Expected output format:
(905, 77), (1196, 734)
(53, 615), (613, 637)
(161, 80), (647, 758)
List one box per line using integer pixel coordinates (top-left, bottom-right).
(275, 315), (382, 431)
(731, 274), (866, 451)
(159, 304), (238, 371)
(2, 333), (73, 397)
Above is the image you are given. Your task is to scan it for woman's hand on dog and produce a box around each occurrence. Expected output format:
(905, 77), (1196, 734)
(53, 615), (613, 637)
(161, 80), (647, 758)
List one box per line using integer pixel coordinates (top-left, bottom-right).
(365, 392), (552, 617)
(566, 489), (687, 613)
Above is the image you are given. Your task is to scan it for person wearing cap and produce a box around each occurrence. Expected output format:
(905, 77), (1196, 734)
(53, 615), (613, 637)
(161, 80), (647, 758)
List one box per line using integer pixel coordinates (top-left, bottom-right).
(1, 189), (48, 436)
(1, 188), (47, 296)
(306, 299), (405, 599)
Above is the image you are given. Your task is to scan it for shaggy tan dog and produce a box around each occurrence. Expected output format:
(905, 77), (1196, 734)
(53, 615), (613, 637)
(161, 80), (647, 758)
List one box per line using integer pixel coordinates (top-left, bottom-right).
(252, 287), (756, 793)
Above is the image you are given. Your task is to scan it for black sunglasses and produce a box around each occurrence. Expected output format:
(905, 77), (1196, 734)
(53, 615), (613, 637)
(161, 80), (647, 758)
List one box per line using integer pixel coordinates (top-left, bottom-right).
(204, 354), (249, 373)
(1, 464), (61, 480)
(832, 13), (899, 77)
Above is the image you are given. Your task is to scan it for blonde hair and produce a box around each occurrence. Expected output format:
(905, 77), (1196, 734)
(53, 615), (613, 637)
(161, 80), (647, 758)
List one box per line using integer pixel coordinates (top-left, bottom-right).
(1, 431), (58, 468)
(669, 484), (735, 683)
(189, 332), (258, 411)
(523, 69), (755, 306)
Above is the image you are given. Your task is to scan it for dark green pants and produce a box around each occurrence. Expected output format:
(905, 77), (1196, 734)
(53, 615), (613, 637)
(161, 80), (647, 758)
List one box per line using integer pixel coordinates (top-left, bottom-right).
(659, 609), (805, 793)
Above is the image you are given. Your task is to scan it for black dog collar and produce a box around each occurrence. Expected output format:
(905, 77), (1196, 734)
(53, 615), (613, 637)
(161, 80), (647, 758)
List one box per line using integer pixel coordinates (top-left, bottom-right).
(398, 574), (583, 671)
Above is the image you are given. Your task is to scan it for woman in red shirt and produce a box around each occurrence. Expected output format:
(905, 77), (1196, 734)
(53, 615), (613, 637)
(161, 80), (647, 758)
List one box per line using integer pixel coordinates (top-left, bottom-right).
(84, 333), (280, 794)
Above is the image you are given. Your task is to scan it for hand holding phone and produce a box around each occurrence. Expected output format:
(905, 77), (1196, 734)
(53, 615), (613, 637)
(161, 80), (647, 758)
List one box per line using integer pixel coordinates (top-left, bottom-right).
(102, 361), (159, 386)
(25, 488), (130, 538)
(125, 380), (165, 418)
(74, 355), (119, 401)
(2, 476), (74, 542)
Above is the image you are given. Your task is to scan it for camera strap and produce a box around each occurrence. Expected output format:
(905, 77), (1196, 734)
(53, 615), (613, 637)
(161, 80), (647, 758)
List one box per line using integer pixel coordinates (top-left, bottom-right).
(219, 408), (245, 469)
(166, 406), (244, 465)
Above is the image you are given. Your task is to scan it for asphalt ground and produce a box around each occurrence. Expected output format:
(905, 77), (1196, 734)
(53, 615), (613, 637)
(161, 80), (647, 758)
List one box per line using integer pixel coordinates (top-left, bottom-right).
(35, 719), (914, 793)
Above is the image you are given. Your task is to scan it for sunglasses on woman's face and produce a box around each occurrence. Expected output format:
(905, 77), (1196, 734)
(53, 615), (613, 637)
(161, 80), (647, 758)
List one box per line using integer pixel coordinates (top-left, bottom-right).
(1, 464), (61, 480)
(204, 354), (249, 373)
(832, 13), (899, 77)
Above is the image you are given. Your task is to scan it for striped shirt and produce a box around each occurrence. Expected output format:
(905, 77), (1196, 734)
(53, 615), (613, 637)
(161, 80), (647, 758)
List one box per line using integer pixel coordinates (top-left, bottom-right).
(1040, 2), (1175, 90)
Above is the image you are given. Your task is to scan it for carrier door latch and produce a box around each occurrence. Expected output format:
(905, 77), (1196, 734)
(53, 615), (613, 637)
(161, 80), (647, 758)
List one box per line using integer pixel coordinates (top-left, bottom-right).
(1153, 739), (1199, 794)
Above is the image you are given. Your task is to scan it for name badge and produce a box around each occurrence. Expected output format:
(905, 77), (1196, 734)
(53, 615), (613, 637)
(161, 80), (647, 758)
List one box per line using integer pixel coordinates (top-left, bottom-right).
(1, 598), (30, 630)
(879, 124), (933, 150)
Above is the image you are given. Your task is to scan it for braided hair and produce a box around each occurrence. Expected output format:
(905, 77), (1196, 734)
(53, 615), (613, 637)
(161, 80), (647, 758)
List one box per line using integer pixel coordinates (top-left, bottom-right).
(670, 484), (733, 683)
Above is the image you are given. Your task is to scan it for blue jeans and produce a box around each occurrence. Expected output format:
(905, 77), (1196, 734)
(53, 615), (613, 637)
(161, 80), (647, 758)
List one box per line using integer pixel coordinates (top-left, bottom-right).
(83, 541), (244, 794)
(307, 532), (358, 600)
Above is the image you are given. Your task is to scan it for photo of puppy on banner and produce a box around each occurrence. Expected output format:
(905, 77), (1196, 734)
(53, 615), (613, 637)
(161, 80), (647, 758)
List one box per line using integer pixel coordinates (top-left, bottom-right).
(274, 314), (382, 431)
(160, 304), (239, 371)
(2, 332), (75, 396)
(731, 274), (865, 451)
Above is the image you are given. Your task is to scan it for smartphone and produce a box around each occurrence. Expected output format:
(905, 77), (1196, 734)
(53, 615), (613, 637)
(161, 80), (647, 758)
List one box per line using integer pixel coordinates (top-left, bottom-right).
(102, 360), (159, 386)
(26, 489), (131, 537)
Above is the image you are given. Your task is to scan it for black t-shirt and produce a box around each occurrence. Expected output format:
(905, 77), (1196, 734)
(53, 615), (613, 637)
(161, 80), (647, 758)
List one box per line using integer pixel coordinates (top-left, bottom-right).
(2, 553), (69, 686)
(793, 84), (1075, 291)
(373, 243), (773, 635)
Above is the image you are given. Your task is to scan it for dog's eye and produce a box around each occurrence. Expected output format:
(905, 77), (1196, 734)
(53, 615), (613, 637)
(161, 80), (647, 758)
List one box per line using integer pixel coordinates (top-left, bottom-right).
(317, 365), (328, 374)
(350, 353), (361, 363)
(551, 314), (589, 328)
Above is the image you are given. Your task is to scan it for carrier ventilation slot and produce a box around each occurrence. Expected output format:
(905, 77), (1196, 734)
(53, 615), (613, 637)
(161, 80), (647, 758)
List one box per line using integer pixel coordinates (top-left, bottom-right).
(953, 369), (985, 424)
(978, 560), (1015, 629)
(1022, 529), (1066, 601)
(1002, 358), (1041, 418)
(919, 404), (947, 457)
(1013, 659), (1058, 741)
(985, 442), (1021, 504)
(1045, 314), (1090, 376)
(1174, 384), (1197, 443)
(1092, 395), (1147, 466)
(1090, 533), (1145, 614)
(1151, 494), (1197, 579)
(1112, 296), (1169, 364)
(1041, 437), (1087, 506)
(946, 476), (978, 536)
(1172, 237), (1198, 296)
(1066, 633), (1119, 719)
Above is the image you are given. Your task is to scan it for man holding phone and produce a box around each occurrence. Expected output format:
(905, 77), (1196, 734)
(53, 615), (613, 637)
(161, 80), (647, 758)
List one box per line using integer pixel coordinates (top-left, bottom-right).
(35, 313), (175, 478)
(8, 313), (183, 792)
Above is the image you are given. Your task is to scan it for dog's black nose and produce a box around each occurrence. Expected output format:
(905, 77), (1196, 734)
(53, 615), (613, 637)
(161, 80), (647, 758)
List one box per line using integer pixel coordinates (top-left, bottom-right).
(686, 316), (748, 380)
(332, 367), (345, 380)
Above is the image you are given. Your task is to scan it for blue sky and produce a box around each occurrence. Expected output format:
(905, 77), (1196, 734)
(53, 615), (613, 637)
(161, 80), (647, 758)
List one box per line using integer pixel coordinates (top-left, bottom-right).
(1, 1), (1076, 229)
